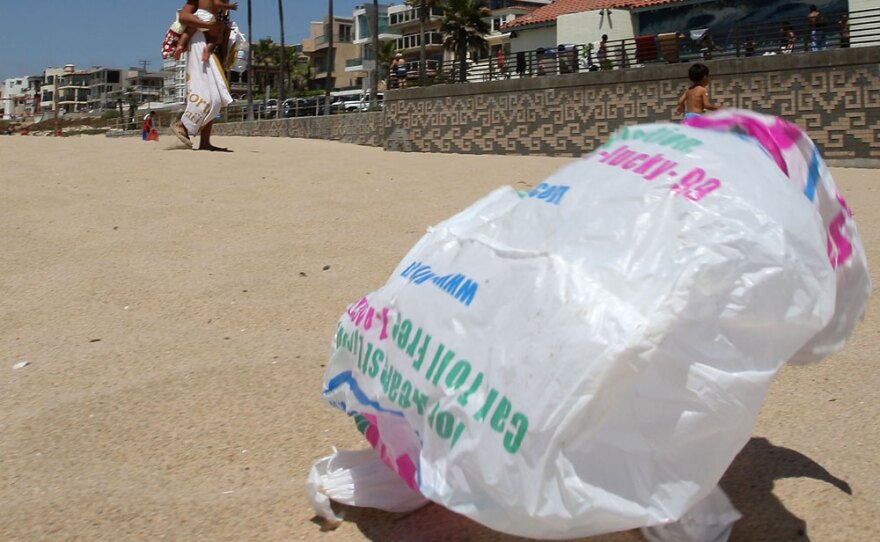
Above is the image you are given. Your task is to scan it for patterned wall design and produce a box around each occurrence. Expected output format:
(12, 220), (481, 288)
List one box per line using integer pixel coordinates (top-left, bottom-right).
(213, 111), (383, 147)
(384, 48), (880, 162)
(210, 49), (880, 164)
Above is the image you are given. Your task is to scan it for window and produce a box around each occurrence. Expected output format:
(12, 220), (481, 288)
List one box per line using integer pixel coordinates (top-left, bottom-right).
(107, 71), (120, 84)
(339, 24), (352, 42)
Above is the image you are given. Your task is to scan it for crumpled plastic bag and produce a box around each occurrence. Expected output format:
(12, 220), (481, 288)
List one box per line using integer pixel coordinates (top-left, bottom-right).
(306, 447), (429, 526)
(308, 110), (870, 539)
(225, 21), (249, 73)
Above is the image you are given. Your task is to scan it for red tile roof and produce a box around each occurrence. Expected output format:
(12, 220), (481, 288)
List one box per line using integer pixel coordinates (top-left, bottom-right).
(504, 0), (691, 29)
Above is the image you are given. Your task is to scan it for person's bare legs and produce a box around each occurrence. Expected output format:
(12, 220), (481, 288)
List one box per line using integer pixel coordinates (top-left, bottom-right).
(197, 121), (231, 151)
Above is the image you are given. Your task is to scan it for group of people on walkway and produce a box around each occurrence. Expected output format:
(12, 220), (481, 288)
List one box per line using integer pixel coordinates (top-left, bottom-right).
(775, 6), (850, 55)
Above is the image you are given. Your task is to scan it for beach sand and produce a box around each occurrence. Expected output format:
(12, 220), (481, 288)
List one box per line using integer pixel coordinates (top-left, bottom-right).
(1, 135), (877, 542)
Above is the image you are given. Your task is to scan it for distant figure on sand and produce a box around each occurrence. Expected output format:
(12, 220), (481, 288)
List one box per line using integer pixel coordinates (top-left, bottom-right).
(171, 0), (234, 151)
(676, 63), (722, 120)
(142, 111), (155, 141)
(173, 1), (238, 62)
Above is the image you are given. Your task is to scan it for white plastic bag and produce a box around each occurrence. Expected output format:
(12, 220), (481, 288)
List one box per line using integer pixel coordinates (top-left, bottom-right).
(641, 486), (742, 542)
(226, 21), (249, 73)
(312, 110), (869, 538)
(307, 447), (429, 526)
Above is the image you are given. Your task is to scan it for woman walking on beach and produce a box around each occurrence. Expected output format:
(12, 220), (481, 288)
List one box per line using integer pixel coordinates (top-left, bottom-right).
(171, 0), (234, 151)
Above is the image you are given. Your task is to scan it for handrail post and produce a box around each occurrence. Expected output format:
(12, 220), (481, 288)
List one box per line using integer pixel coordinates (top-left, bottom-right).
(735, 26), (740, 57)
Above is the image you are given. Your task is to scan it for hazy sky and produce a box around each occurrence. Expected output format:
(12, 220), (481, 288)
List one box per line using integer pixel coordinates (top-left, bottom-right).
(0, 0), (366, 80)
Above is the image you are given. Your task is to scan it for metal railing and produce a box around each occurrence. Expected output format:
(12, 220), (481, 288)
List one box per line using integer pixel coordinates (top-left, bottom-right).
(315, 34), (354, 45)
(405, 7), (880, 87)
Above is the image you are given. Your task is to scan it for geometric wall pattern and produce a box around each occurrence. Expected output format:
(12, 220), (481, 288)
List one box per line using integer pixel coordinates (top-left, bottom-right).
(383, 47), (880, 162)
(214, 47), (880, 165)
(214, 111), (383, 147)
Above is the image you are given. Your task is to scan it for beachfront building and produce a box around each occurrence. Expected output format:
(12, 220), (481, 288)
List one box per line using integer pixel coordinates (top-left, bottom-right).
(3, 77), (22, 119)
(387, 3), (446, 82)
(39, 65), (167, 115)
(124, 69), (165, 105)
(486, 1), (551, 57)
(41, 65), (90, 114)
(302, 15), (361, 91)
(504, 0), (855, 61)
(448, 0), (549, 81)
(347, 3), (396, 93)
(162, 56), (187, 104)
(86, 68), (125, 112)
(2, 75), (42, 120)
(58, 68), (91, 114)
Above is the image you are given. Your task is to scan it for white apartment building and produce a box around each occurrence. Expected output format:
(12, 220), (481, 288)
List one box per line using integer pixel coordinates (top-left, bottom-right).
(348, 3), (397, 92)
(163, 56), (186, 103)
(2, 75), (42, 120)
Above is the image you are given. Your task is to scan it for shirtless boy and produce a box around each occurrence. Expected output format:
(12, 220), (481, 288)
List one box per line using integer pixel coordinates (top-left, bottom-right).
(174, 0), (238, 62)
(676, 63), (722, 120)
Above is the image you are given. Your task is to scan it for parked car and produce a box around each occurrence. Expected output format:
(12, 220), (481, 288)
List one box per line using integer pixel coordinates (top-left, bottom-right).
(343, 93), (384, 112)
(283, 96), (341, 117)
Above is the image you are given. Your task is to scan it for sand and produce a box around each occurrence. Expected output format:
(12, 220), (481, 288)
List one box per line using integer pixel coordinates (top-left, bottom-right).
(1, 134), (877, 542)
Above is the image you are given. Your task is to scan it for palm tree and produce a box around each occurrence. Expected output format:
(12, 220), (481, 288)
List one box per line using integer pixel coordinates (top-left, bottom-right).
(406, 0), (444, 84)
(124, 86), (138, 129)
(278, 0), (286, 119)
(377, 40), (397, 89)
(287, 52), (311, 93)
(441, 0), (490, 82)
(370, 0), (380, 107)
(247, 0), (254, 120)
(325, 0), (333, 115)
(252, 38), (277, 94)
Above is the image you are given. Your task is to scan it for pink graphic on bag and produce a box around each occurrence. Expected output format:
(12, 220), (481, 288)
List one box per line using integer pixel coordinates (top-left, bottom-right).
(684, 109), (861, 271)
(361, 413), (419, 491)
(683, 113), (801, 176)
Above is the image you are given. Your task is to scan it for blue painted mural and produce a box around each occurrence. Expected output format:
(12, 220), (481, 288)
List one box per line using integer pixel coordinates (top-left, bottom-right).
(638, 0), (849, 55)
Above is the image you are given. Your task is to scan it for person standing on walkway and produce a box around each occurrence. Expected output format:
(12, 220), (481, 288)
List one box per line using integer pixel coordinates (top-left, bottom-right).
(809, 5), (828, 51)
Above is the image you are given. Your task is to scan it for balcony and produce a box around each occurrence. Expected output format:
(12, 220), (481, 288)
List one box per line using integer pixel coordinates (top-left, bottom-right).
(345, 57), (376, 73)
(315, 33), (354, 48)
(396, 31), (445, 53)
(388, 7), (444, 28)
(356, 21), (392, 40)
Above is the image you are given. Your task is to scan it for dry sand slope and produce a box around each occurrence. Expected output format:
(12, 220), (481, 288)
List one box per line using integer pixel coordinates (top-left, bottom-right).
(1, 135), (877, 542)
